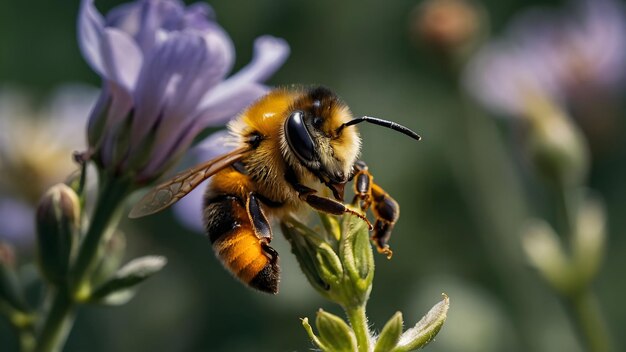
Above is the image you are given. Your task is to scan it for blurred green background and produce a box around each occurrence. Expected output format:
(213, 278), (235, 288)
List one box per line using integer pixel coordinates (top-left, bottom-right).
(1, 0), (625, 351)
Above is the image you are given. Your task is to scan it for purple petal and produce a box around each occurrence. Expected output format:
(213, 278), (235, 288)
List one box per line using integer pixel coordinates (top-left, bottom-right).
(100, 28), (142, 92)
(106, 0), (186, 53)
(228, 35), (290, 83)
(183, 2), (216, 30)
(96, 82), (134, 165)
(78, 0), (106, 76)
(194, 83), (269, 127)
(196, 35), (288, 113)
(129, 32), (222, 157)
(129, 28), (235, 172)
(192, 129), (237, 159)
(105, 2), (141, 34)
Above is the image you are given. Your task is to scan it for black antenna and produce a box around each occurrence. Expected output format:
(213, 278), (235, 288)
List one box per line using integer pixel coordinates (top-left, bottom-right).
(336, 116), (421, 141)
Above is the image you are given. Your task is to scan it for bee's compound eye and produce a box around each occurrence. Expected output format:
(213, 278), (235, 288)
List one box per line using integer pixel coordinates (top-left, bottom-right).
(285, 111), (317, 163)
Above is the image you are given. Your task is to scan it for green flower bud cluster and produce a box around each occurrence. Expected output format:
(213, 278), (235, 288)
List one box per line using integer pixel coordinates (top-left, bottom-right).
(282, 211), (449, 352)
(281, 210), (373, 307)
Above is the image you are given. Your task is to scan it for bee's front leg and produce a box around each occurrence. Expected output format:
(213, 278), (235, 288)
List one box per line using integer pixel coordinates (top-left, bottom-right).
(351, 161), (399, 259)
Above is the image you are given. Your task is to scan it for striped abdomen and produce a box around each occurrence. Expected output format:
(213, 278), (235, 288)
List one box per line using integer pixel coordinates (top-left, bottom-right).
(203, 195), (279, 294)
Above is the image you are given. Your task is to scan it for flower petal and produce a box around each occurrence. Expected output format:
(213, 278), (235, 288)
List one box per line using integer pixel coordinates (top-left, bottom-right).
(195, 83), (269, 127)
(231, 35), (290, 83)
(129, 28), (236, 174)
(78, 0), (106, 76)
(197, 35), (288, 112)
(99, 28), (142, 92)
(129, 32), (217, 157)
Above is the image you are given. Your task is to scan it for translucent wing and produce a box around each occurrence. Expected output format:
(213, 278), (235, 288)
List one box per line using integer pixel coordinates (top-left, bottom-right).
(129, 146), (250, 218)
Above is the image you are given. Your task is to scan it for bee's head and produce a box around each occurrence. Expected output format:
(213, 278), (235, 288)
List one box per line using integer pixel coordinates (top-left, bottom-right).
(284, 87), (360, 189)
(284, 86), (420, 198)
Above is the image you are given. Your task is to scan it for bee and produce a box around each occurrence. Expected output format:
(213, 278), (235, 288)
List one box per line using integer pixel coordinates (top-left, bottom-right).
(129, 86), (420, 294)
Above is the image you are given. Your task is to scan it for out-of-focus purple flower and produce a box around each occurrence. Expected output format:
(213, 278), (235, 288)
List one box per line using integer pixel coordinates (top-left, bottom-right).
(0, 85), (98, 249)
(463, 0), (626, 118)
(79, 0), (289, 184)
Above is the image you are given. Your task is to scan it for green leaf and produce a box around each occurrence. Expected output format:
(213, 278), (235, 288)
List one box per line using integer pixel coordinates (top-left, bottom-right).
(301, 317), (328, 351)
(374, 312), (403, 352)
(89, 256), (167, 304)
(90, 230), (127, 288)
(316, 309), (357, 352)
(393, 294), (449, 351)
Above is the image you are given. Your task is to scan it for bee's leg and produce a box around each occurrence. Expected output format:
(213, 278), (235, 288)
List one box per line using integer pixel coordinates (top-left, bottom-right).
(284, 166), (372, 228)
(351, 161), (398, 259)
(292, 184), (373, 229)
(246, 193), (278, 263)
(351, 160), (373, 210)
(369, 184), (399, 259)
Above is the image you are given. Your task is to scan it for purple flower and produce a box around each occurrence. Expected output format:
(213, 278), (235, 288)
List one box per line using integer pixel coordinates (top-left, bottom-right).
(463, 0), (626, 118)
(0, 85), (98, 249)
(79, 0), (289, 183)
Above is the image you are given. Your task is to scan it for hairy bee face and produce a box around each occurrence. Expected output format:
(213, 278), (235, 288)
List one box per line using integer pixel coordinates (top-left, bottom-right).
(284, 87), (361, 185)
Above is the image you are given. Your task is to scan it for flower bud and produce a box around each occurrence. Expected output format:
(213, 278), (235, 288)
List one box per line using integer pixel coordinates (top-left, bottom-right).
(374, 312), (403, 352)
(315, 309), (357, 352)
(525, 98), (589, 188)
(280, 220), (343, 299)
(521, 219), (575, 294)
(339, 212), (374, 306)
(35, 184), (81, 285)
(573, 196), (606, 288)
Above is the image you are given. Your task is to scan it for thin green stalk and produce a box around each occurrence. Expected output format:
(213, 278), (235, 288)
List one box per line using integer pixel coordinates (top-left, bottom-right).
(344, 305), (370, 352)
(35, 176), (132, 351)
(567, 291), (611, 352)
(19, 328), (36, 352)
(71, 176), (131, 298)
(554, 186), (612, 352)
(35, 287), (74, 352)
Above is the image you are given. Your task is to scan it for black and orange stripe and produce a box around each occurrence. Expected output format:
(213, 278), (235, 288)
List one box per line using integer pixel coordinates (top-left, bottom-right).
(203, 194), (279, 294)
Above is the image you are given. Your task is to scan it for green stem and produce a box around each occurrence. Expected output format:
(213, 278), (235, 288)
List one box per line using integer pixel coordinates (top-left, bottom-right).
(345, 305), (370, 352)
(35, 288), (74, 352)
(35, 176), (131, 351)
(566, 291), (611, 352)
(555, 186), (612, 352)
(71, 177), (131, 298)
(555, 184), (576, 245)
